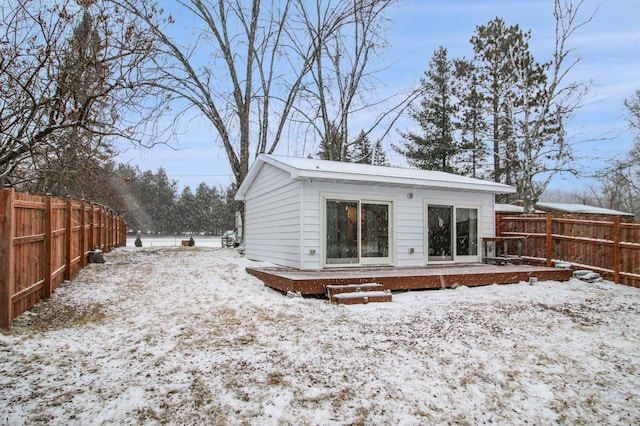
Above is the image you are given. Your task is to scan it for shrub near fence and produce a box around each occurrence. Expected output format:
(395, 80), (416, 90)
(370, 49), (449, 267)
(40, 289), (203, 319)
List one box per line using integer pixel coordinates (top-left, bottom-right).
(0, 188), (127, 330)
(497, 213), (640, 288)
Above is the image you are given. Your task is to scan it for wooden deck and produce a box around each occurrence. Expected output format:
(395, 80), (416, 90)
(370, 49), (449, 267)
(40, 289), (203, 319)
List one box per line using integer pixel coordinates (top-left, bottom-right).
(246, 263), (573, 295)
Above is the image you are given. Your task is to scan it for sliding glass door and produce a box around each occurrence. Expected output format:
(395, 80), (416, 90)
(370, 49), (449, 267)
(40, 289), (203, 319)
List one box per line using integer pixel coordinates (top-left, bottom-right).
(428, 204), (479, 262)
(455, 207), (478, 258)
(325, 199), (392, 266)
(361, 203), (390, 260)
(427, 205), (453, 261)
(326, 200), (359, 264)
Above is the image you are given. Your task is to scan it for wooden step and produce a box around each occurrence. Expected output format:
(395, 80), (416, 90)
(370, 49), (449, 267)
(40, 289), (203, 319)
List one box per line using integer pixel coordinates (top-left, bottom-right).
(332, 290), (392, 305)
(326, 282), (384, 302)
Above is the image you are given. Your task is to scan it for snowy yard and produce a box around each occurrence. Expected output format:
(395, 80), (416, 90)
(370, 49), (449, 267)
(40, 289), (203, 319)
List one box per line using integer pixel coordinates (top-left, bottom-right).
(2, 241), (640, 425)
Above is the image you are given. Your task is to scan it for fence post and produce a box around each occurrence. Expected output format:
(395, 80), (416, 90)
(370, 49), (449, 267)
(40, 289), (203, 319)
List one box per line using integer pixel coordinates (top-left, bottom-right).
(0, 188), (15, 329)
(614, 215), (621, 284)
(64, 197), (72, 281)
(91, 203), (97, 250)
(80, 202), (87, 267)
(43, 196), (53, 298)
(121, 217), (126, 246)
(108, 210), (113, 251)
(99, 206), (104, 250)
(90, 203), (96, 250)
(546, 214), (553, 267)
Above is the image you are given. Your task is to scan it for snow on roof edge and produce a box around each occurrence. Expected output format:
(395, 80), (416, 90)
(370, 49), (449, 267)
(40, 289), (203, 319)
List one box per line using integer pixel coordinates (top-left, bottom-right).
(536, 202), (634, 216)
(495, 204), (525, 213)
(495, 202), (635, 217)
(237, 154), (515, 199)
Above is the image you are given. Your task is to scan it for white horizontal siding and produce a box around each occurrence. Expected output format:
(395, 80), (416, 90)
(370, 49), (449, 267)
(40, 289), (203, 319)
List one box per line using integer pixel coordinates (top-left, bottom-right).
(243, 167), (497, 269)
(300, 182), (322, 269)
(243, 164), (301, 268)
(298, 182), (495, 268)
(395, 196), (424, 267)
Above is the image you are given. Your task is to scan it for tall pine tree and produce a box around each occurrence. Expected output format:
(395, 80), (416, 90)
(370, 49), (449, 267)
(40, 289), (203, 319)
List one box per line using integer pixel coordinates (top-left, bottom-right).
(470, 18), (531, 185)
(352, 131), (373, 164)
(372, 140), (389, 166)
(453, 59), (489, 179)
(471, 1), (591, 212)
(394, 47), (460, 172)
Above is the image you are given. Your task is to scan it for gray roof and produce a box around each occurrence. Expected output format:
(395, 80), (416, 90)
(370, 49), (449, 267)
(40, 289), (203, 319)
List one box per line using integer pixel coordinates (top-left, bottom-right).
(236, 154), (515, 200)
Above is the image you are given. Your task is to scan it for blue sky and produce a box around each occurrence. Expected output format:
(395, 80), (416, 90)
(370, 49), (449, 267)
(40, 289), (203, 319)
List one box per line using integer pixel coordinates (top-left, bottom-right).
(117, 0), (640, 193)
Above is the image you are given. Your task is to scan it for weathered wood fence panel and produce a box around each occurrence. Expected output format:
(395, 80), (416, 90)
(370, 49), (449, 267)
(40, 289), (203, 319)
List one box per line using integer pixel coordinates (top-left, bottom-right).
(497, 213), (640, 287)
(0, 188), (126, 329)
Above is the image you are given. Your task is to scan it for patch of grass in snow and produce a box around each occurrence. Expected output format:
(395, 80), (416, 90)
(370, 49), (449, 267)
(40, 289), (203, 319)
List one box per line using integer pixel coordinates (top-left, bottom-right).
(533, 301), (605, 326)
(266, 371), (286, 386)
(190, 376), (213, 408)
(133, 375), (228, 424)
(11, 294), (108, 333)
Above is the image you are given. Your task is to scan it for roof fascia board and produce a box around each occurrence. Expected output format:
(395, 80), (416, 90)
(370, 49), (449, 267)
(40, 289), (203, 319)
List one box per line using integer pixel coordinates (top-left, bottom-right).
(261, 154), (303, 179)
(235, 154), (302, 200)
(294, 169), (516, 194)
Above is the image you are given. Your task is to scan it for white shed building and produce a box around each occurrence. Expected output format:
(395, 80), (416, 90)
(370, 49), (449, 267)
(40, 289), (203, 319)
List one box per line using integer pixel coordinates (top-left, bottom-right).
(235, 154), (515, 270)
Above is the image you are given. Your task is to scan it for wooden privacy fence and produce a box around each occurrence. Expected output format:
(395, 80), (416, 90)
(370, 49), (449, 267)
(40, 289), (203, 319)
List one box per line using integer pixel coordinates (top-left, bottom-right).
(0, 188), (127, 329)
(497, 213), (640, 287)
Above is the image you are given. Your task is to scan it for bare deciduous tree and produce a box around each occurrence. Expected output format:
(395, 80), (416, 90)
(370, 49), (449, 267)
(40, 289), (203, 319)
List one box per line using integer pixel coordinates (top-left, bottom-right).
(294, 0), (400, 161)
(0, 0), (154, 192)
(116, 0), (405, 187)
(625, 90), (640, 134)
(115, 0), (307, 187)
(501, 0), (596, 212)
(591, 89), (640, 216)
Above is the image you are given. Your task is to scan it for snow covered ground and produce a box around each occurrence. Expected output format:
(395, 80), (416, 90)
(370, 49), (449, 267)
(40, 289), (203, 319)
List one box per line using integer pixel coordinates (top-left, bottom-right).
(2, 244), (640, 425)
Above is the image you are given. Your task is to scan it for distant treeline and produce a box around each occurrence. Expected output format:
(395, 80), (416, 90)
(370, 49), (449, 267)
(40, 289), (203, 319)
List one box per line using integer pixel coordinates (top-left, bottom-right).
(114, 165), (237, 235)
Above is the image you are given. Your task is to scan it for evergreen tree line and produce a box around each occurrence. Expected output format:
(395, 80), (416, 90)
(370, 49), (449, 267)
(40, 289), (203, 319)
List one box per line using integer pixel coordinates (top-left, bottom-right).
(12, 158), (237, 235)
(112, 165), (237, 235)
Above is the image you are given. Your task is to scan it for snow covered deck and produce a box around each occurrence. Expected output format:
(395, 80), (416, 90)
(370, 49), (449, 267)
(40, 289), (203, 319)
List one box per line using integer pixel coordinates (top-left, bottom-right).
(246, 263), (573, 295)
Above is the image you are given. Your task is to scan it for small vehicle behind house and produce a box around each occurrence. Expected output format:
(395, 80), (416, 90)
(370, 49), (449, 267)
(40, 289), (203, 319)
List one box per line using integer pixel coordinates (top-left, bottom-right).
(221, 230), (238, 247)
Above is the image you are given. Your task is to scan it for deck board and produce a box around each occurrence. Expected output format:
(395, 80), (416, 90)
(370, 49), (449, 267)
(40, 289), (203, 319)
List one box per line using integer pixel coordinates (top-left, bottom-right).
(246, 263), (573, 295)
